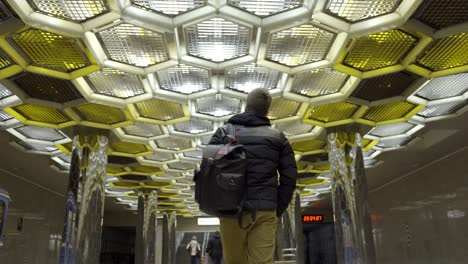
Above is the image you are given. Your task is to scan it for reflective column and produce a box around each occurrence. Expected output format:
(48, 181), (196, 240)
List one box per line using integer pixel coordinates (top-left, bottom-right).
(276, 192), (304, 262)
(161, 212), (177, 264)
(135, 191), (158, 264)
(59, 130), (109, 264)
(328, 129), (376, 264)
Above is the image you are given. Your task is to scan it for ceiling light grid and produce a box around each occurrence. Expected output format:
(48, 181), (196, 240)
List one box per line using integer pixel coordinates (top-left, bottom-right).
(165, 161), (198, 173)
(303, 101), (367, 128)
(109, 141), (153, 157)
(411, 99), (468, 123)
(2, 72), (86, 109)
(0, 82), (20, 108)
(150, 136), (196, 153)
(364, 121), (424, 141)
(407, 31), (468, 78)
(0, 110), (19, 127)
(113, 122), (169, 143)
(148, 63), (217, 102)
(273, 119), (324, 142)
(267, 98), (308, 124)
(72, 68), (153, 108)
(169, 118), (217, 138)
(218, 0), (315, 31)
(7, 124), (71, 145)
(128, 98), (190, 125)
(283, 67), (359, 104)
(312, 0), (421, 35)
(348, 71), (423, 106)
(406, 0), (468, 39)
(86, 21), (178, 75)
(189, 94), (244, 121)
(137, 151), (179, 167)
(0, 48), (23, 79)
(119, 0), (215, 30)
(65, 103), (134, 129)
(363, 149), (382, 160)
(335, 28), (431, 79)
(357, 101), (424, 126)
(408, 73), (468, 107)
(2, 27), (99, 79)
(5, 0), (120, 36)
(10, 140), (61, 156)
(258, 22), (346, 74)
(180, 149), (203, 162)
(179, 15), (257, 69)
(4, 103), (77, 129)
(374, 136), (417, 152)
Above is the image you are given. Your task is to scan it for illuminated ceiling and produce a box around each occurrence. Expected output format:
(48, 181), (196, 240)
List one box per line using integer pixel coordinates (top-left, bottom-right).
(0, 0), (467, 216)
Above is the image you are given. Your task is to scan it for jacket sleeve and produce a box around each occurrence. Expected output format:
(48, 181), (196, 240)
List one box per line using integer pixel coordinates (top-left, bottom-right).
(277, 133), (297, 217)
(208, 127), (224, 145)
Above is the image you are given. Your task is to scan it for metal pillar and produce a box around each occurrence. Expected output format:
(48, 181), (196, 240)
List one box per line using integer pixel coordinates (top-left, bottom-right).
(0, 188), (10, 246)
(327, 130), (376, 264)
(276, 192), (304, 263)
(59, 130), (109, 264)
(161, 212), (177, 264)
(135, 191), (158, 264)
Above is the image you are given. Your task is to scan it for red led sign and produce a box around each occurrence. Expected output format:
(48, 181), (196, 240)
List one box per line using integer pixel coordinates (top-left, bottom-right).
(302, 215), (323, 223)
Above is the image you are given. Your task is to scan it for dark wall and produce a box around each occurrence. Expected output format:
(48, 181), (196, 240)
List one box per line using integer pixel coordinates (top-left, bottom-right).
(100, 226), (135, 264)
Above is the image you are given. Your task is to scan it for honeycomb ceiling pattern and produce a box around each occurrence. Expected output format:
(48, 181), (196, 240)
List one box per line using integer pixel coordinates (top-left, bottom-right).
(1, 0), (467, 213)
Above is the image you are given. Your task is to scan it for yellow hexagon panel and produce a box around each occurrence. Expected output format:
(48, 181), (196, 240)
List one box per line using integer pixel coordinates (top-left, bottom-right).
(409, 33), (468, 78)
(67, 103), (133, 129)
(129, 99), (190, 125)
(291, 139), (327, 155)
(0, 48), (22, 79)
(358, 101), (425, 126)
(336, 28), (426, 78)
(109, 142), (153, 157)
(303, 101), (365, 127)
(2, 27), (98, 79)
(129, 165), (164, 176)
(5, 103), (76, 129)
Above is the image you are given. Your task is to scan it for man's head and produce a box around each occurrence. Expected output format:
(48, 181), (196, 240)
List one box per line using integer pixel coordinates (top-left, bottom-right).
(245, 88), (272, 117)
(192, 236), (197, 240)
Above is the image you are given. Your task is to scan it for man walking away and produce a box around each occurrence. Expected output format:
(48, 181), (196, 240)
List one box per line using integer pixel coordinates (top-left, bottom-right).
(206, 231), (223, 264)
(208, 88), (298, 264)
(186, 236), (201, 264)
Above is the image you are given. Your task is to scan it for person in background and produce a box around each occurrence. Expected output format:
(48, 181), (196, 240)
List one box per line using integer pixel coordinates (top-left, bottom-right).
(206, 231), (223, 264)
(208, 88), (298, 264)
(186, 236), (201, 264)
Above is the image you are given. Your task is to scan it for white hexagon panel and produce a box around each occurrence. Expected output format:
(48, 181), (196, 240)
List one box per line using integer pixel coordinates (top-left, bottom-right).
(86, 21), (177, 74)
(6, 0), (121, 36)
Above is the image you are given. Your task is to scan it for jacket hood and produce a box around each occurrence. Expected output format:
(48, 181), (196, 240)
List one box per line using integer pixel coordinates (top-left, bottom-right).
(228, 112), (271, 127)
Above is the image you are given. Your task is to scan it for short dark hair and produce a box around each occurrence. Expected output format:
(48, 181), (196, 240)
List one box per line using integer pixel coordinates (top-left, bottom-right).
(246, 88), (272, 116)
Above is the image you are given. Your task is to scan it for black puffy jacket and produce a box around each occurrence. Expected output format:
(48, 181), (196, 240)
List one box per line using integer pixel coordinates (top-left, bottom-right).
(209, 112), (297, 216)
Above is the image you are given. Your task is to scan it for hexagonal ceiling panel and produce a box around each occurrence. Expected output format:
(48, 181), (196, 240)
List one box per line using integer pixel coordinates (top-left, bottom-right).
(267, 24), (336, 67)
(27, 0), (110, 22)
(156, 64), (210, 94)
(228, 0), (301, 17)
(96, 23), (169, 67)
(195, 96), (242, 117)
(225, 63), (281, 93)
(85, 68), (146, 99)
(412, 0), (468, 29)
(185, 17), (250, 62)
(291, 68), (349, 98)
(324, 0), (401, 22)
(131, 0), (206, 16)
(8, 28), (93, 73)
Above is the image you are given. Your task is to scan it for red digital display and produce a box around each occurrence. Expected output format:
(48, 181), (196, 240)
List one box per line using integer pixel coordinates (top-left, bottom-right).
(302, 215), (323, 222)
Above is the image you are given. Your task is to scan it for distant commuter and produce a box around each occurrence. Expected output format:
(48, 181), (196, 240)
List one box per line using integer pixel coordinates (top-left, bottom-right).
(186, 236), (201, 264)
(208, 88), (297, 264)
(206, 231), (223, 264)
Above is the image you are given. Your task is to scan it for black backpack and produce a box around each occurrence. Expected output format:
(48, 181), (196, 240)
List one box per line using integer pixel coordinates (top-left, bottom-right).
(194, 124), (255, 226)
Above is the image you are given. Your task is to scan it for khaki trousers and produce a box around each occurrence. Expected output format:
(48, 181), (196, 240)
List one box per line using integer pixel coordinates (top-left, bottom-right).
(220, 211), (277, 264)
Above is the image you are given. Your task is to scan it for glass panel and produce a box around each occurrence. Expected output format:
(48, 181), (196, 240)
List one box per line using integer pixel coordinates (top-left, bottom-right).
(225, 63), (281, 93)
(156, 64), (210, 94)
(185, 18), (250, 62)
(291, 68), (348, 97)
(86, 68), (145, 99)
(228, 0), (301, 17)
(267, 24), (336, 66)
(131, 0), (205, 16)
